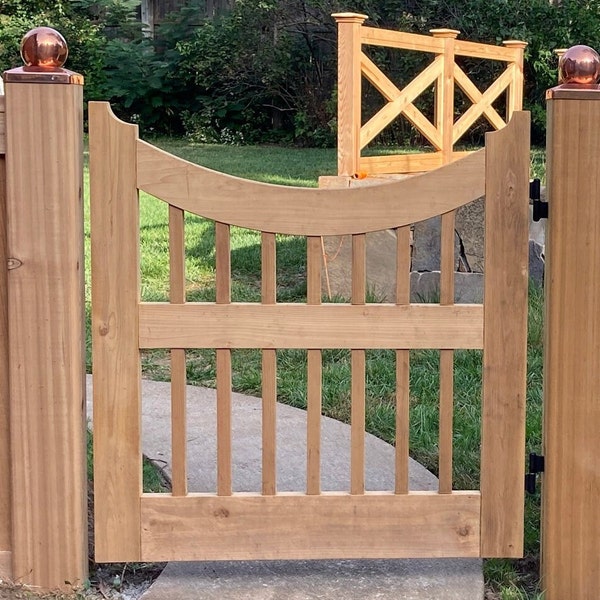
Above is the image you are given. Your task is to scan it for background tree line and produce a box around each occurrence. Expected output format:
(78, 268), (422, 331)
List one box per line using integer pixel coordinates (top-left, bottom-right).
(1, 0), (599, 146)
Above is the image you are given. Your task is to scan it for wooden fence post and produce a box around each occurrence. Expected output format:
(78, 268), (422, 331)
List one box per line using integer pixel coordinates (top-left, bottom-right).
(0, 93), (11, 582)
(502, 40), (527, 116)
(542, 45), (600, 599)
(332, 12), (367, 177)
(3, 28), (87, 590)
(430, 29), (459, 165)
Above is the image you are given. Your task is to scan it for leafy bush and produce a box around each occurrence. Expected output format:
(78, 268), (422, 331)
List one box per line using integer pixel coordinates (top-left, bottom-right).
(2, 0), (600, 144)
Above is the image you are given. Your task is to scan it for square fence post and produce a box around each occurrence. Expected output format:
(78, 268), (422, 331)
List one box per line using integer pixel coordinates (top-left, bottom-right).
(542, 46), (600, 599)
(3, 28), (87, 591)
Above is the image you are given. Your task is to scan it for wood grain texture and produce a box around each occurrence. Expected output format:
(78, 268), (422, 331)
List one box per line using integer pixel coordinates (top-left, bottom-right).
(454, 39), (521, 61)
(480, 111), (529, 557)
(542, 96), (600, 599)
(361, 27), (444, 53)
(141, 492), (481, 560)
(395, 226), (411, 494)
(261, 232), (277, 495)
(306, 236), (322, 495)
(139, 303), (484, 349)
(90, 101), (141, 563)
(216, 349), (232, 496)
(261, 349), (277, 496)
(169, 205), (187, 496)
(7, 82), (87, 588)
(0, 139), (10, 563)
(335, 14), (365, 176)
(170, 349), (187, 497)
(137, 138), (486, 235)
(438, 351), (454, 494)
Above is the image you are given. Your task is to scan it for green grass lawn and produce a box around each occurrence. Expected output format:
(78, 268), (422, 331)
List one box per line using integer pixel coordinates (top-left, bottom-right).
(84, 140), (546, 599)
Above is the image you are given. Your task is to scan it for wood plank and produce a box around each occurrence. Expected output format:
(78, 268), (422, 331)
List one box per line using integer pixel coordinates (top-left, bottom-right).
(141, 492), (481, 560)
(169, 205), (187, 496)
(90, 101), (141, 563)
(215, 222), (231, 304)
(351, 233), (366, 494)
(306, 349), (322, 495)
(262, 349), (277, 495)
(361, 27), (444, 53)
(360, 57), (442, 148)
(137, 140), (486, 235)
(480, 111), (529, 557)
(454, 39), (520, 62)
(261, 232), (277, 495)
(215, 219), (232, 495)
(439, 205), (455, 494)
(139, 303), (485, 349)
(335, 14), (365, 176)
(438, 351), (454, 493)
(306, 236), (322, 495)
(170, 349), (187, 497)
(216, 349), (232, 496)
(359, 153), (444, 174)
(395, 226), (411, 493)
(351, 351), (366, 495)
(6, 81), (87, 588)
(542, 96), (600, 598)
(0, 145), (10, 558)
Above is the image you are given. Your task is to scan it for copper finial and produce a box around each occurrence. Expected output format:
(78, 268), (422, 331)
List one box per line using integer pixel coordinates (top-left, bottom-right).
(559, 45), (600, 85)
(3, 27), (82, 84)
(21, 27), (68, 70)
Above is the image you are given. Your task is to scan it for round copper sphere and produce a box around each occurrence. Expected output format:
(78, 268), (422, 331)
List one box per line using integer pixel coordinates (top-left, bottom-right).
(20, 27), (68, 69)
(559, 44), (600, 85)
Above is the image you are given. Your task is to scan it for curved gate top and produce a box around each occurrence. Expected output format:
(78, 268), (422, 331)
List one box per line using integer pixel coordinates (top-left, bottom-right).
(90, 102), (530, 563)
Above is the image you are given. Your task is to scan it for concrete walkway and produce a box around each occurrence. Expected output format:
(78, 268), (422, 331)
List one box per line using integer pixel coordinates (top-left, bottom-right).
(86, 376), (483, 599)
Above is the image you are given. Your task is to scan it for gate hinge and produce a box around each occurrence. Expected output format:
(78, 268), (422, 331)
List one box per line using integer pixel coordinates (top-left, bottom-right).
(525, 452), (545, 494)
(530, 179), (548, 221)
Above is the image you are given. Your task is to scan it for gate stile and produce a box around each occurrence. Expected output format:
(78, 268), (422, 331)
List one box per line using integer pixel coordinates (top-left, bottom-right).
(90, 101), (529, 563)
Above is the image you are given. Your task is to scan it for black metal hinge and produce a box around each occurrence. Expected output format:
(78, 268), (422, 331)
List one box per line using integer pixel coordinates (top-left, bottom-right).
(530, 179), (548, 221)
(525, 452), (545, 494)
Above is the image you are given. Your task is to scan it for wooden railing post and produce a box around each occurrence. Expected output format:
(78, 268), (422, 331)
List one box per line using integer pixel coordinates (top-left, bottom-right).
(3, 28), (87, 590)
(0, 94), (11, 582)
(502, 40), (527, 116)
(430, 29), (459, 165)
(542, 45), (600, 599)
(332, 12), (368, 177)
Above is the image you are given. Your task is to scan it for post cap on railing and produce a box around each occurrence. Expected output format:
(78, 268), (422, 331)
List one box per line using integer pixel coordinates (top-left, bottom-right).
(547, 44), (600, 99)
(502, 40), (528, 50)
(430, 29), (460, 39)
(332, 12), (368, 24)
(3, 27), (83, 85)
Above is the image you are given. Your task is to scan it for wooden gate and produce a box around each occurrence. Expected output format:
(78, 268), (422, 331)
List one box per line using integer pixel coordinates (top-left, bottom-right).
(90, 102), (529, 563)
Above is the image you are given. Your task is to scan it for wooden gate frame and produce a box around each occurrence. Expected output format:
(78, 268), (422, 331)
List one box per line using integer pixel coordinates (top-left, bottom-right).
(90, 102), (529, 563)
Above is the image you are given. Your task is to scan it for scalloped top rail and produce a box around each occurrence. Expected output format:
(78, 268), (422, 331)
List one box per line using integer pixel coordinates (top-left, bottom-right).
(135, 145), (486, 237)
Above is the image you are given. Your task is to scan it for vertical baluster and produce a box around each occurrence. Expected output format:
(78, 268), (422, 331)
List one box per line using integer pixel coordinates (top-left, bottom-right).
(215, 222), (232, 496)
(395, 226), (411, 494)
(351, 233), (366, 495)
(261, 232), (277, 496)
(169, 205), (187, 496)
(439, 211), (455, 494)
(307, 236), (322, 495)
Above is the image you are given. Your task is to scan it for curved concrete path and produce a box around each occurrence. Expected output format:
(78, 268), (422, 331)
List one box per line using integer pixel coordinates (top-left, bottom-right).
(86, 376), (483, 599)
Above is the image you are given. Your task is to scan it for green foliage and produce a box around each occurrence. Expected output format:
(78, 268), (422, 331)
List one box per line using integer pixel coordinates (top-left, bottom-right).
(3, 0), (600, 143)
